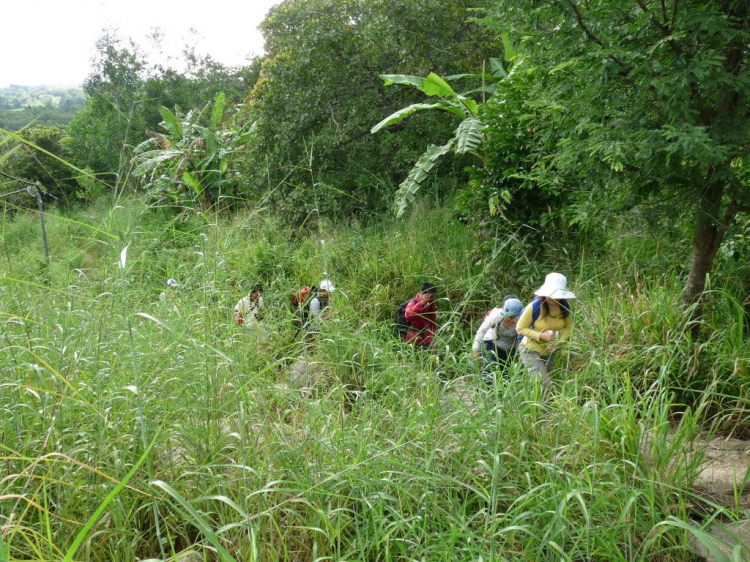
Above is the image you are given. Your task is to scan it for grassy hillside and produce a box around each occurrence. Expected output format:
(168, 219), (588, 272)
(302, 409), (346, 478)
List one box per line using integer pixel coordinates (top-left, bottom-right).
(1, 197), (748, 561)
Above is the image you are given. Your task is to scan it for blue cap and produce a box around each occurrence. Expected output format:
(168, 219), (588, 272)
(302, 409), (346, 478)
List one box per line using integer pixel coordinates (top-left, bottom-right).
(503, 298), (524, 317)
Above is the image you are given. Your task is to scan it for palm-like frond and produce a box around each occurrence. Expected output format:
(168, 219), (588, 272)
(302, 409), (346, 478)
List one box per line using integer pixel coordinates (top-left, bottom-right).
(132, 150), (183, 177)
(453, 117), (487, 155)
(394, 141), (454, 217)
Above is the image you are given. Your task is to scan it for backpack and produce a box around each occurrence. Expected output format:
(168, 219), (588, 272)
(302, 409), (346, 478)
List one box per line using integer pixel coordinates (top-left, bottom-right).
(517, 298), (571, 339)
(292, 285), (317, 322)
(394, 298), (417, 337)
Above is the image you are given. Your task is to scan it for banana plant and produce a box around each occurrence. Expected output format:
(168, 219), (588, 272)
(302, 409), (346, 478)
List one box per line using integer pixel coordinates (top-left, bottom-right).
(372, 45), (517, 216)
(132, 92), (255, 210)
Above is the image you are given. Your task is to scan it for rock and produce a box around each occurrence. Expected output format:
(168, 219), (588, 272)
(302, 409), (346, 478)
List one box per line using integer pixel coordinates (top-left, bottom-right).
(289, 357), (324, 391)
(692, 438), (750, 508)
(641, 432), (750, 509)
(689, 521), (750, 561)
(160, 441), (188, 465)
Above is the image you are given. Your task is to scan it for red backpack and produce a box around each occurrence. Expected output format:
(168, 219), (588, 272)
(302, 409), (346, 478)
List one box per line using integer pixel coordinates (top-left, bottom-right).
(292, 285), (318, 322)
(292, 285), (315, 308)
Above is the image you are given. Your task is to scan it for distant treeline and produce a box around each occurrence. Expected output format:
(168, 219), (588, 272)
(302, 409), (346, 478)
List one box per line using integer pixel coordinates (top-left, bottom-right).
(0, 85), (86, 130)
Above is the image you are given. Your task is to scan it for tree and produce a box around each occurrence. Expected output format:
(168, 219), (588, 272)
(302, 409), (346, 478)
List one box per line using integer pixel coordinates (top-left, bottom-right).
(246, 0), (501, 222)
(68, 30), (262, 186)
(132, 93), (254, 210)
(1, 125), (80, 202)
(67, 30), (149, 184)
(371, 72), (488, 216)
(486, 0), (750, 335)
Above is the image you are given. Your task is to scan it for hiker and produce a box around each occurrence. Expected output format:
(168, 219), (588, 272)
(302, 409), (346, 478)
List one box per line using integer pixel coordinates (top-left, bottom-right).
(516, 272), (575, 389)
(160, 278), (178, 300)
(472, 295), (524, 383)
(234, 283), (264, 329)
(293, 280), (335, 334)
(308, 279), (335, 328)
(404, 282), (438, 348)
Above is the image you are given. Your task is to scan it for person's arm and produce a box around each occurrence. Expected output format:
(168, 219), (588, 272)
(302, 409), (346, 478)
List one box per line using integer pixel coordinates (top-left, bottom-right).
(472, 308), (502, 352)
(405, 297), (427, 329)
(427, 304), (437, 335)
(516, 303), (542, 342)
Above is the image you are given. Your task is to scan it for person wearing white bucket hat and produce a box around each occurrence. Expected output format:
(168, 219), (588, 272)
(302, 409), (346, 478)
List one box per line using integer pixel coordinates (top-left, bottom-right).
(516, 273), (576, 389)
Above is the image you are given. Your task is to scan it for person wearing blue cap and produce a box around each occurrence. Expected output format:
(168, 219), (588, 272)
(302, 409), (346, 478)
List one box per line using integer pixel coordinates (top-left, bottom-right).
(472, 295), (524, 384)
(160, 278), (179, 300)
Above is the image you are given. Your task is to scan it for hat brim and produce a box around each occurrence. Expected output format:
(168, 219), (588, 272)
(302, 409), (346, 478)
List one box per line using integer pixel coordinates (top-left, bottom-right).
(534, 288), (576, 299)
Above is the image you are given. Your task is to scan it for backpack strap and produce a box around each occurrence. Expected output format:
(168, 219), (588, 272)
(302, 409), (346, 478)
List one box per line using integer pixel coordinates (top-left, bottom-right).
(517, 299), (543, 340)
(529, 298), (542, 329)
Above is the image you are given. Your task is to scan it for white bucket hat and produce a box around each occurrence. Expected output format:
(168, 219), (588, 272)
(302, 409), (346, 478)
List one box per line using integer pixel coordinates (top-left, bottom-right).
(534, 273), (575, 299)
(319, 279), (336, 292)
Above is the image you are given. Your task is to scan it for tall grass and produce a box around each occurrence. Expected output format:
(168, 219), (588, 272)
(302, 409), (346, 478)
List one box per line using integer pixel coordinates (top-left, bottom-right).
(1, 196), (749, 560)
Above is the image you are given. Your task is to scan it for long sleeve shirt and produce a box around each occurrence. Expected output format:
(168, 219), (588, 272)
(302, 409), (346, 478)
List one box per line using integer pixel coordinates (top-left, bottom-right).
(405, 294), (437, 346)
(234, 295), (264, 328)
(472, 307), (517, 351)
(516, 301), (572, 356)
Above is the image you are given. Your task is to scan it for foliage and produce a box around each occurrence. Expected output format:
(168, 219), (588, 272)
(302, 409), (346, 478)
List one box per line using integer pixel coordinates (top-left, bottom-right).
(0, 85), (86, 131)
(372, 71), (497, 216)
(453, 62), (562, 231)
(245, 0), (501, 222)
(0, 84), (85, 111)
(0, 125), (81, 203)
(67, 30), (262, 187)
(1, 196), (748, 560)
(480, 0), (750, 323)
(132, 93), (255, 209)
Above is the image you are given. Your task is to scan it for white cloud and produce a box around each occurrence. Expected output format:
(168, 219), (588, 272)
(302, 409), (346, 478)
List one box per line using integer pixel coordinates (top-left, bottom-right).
(0, 0), (280, 87)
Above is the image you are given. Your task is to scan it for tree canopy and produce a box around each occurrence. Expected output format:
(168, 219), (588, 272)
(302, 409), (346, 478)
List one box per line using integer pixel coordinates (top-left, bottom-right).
(471, 0), (750, 330)
(246, 0), (501, 221)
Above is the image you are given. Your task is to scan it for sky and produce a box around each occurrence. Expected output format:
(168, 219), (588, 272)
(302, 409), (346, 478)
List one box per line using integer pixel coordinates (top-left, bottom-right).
(0, 0), (280, 87)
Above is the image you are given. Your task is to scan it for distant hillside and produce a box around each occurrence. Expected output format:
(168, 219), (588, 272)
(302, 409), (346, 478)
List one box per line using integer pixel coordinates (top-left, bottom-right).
(0, 84), (86, 130)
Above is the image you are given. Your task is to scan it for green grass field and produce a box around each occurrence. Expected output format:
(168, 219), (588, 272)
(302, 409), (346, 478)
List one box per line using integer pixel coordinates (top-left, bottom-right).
(1, 197), (749, 561)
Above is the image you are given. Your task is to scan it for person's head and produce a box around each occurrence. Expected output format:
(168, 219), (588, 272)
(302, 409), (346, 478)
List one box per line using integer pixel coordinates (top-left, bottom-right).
(250, 283), (263, 299)
(534, 272), (575, 317)
(502, 297), (524, 325)
(166, 278), (178, 290)
(420, 282), (437, 303)
(319, 279), (336, 297)
(534, 273), (575, 300)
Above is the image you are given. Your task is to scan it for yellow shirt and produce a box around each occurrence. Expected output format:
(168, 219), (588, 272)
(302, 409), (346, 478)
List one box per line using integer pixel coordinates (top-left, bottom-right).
(516, 301), (573, 356)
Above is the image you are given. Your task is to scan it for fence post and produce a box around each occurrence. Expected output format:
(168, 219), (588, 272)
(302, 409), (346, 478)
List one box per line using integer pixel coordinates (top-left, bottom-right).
(32, 185), (50, 264)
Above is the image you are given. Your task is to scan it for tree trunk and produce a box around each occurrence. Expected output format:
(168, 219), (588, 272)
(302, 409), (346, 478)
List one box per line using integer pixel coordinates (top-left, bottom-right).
(682, 178), (726, 339)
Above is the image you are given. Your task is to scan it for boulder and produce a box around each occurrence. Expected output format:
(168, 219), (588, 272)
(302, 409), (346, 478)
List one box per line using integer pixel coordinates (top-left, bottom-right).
(689, 521), (750, 561)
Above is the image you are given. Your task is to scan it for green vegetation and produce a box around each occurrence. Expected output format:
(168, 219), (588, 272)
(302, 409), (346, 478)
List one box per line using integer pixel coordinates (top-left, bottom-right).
(0, 196), (747, 561)
(0, 85), (85, 131)
(1, 0), (750, 559)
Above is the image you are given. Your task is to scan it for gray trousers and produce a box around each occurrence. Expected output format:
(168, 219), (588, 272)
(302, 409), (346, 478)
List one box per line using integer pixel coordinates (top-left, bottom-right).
(519, 344), (556, 389)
